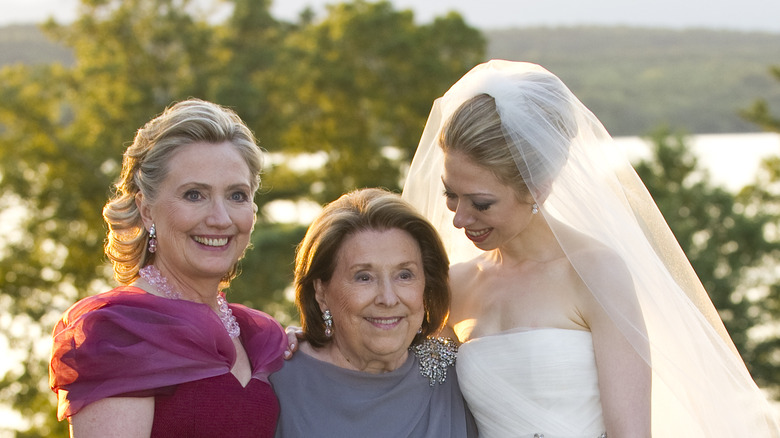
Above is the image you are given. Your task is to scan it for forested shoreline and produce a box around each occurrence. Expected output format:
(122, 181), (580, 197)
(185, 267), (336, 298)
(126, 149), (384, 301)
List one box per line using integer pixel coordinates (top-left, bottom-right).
(3, 23), (779, 135)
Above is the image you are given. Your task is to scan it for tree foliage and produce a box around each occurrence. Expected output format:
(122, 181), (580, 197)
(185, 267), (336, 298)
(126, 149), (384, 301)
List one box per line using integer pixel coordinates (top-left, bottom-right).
(741, 66), (780, 132)
(634, 127), (780, 398)
(263, 0), (484, 205)
(738, 65), (780, 396)
(7, 24), (780, 138)
(0, 0), (483, 435)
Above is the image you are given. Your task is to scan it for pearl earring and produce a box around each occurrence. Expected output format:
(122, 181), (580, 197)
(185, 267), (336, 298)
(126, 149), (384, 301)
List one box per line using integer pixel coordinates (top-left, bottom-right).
(531, 203), (539, 215)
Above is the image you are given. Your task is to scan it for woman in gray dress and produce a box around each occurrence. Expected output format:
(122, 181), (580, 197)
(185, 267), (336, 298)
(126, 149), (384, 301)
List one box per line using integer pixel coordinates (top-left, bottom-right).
(270, 188), (477, 437)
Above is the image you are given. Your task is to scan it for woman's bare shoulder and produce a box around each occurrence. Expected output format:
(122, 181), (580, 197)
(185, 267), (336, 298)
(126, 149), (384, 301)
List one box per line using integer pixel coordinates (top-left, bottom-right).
(448, 257), (483, 290)
(449, 259), (476, 278)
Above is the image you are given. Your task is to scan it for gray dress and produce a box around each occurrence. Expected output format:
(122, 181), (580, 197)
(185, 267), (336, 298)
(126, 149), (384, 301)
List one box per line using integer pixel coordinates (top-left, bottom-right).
(270, 339), (477, 437)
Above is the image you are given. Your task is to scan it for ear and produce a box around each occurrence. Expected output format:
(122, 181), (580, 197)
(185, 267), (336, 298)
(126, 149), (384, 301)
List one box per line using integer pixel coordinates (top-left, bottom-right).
(530, 184), (552, 205)
(314, 279), (328, 312)
(136, 193), (153, 230)
(251, 202), (259, 232)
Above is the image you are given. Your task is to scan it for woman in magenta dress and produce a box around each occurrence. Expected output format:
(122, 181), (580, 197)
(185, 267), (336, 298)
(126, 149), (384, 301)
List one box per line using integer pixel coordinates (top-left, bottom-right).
(49, 98), (287, 437)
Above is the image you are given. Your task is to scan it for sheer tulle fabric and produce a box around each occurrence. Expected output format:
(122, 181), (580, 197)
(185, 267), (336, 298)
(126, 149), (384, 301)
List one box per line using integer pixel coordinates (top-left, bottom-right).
(50, 286), (286, 420)
(402, 60), (779, 436)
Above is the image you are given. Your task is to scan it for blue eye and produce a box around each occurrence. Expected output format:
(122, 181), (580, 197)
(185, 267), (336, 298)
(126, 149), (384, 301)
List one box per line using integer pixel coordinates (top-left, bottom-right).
(184, 190), (202, 201)
(231, 191), (249, 202)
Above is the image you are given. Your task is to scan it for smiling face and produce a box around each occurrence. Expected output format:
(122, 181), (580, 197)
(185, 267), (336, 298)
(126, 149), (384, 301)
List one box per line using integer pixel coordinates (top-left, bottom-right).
(139, 141), (256, 284)
(442, 151), (535, 251)
(314, 228), (426, 372)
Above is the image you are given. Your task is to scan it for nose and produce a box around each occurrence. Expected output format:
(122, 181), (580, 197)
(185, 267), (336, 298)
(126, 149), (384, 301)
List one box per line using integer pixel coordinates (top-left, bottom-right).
(451, 202), (473, 229)
(206, 199), (232, 228)
(375, 276), (400, 307)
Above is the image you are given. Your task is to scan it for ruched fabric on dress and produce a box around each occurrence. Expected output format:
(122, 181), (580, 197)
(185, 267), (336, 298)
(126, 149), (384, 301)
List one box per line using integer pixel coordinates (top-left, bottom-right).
(457, 327), (606, 438)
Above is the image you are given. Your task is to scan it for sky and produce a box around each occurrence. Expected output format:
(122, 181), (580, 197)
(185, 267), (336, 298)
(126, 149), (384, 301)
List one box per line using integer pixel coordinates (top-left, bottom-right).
(3, 0), (780, 32)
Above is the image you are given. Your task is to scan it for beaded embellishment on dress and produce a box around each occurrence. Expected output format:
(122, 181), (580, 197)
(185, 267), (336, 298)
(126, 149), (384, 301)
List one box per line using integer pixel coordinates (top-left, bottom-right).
(411, 337), (457, 386)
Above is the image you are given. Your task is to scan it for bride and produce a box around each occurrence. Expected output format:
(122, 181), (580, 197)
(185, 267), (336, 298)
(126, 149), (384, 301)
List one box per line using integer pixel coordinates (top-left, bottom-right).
(402, 59), (779, 437)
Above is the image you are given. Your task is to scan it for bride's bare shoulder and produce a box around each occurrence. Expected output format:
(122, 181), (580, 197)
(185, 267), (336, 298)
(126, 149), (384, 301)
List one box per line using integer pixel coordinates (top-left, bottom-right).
(449, 257), (481, 282)
(553, 222), (626, 269)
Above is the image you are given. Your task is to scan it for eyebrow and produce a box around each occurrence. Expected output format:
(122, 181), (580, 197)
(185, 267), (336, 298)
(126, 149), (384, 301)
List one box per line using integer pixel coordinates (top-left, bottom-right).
(441, 178), (495, 198)
(348, 260), (421, 271)
(178, 182), (251, 191)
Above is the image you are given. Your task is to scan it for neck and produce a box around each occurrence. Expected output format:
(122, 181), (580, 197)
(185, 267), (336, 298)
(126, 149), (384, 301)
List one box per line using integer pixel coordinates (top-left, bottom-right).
(136, 264), (241, 339)
(318, 340), (409, 374)
(493, 216), (563, 265)
(138, 263), (222, 310)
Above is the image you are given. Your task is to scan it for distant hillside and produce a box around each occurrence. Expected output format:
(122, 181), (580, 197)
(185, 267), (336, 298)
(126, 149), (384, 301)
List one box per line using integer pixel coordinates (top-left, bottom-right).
(485, 27), (780, 135)
(0, 24), (74, 66)
(1, 24), (778, 136)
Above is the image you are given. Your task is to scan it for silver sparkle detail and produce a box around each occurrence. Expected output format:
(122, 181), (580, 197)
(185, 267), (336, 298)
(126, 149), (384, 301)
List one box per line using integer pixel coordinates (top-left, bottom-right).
(411, 337), (457, 386)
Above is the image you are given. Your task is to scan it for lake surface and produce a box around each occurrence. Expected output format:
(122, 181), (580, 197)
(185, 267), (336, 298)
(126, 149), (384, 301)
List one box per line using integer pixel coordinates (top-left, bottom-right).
(615, 132), (780, 192)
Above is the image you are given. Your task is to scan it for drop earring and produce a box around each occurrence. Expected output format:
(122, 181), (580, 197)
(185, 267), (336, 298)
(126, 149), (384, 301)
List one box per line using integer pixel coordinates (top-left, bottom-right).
(148, 224), (158, 253)
(322, 309), (333, 337)
(531, 203), (539, 215)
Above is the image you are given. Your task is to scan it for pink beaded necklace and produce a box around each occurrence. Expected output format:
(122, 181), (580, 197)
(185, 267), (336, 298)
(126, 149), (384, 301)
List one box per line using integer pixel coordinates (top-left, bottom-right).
(139, 265), (240, 338)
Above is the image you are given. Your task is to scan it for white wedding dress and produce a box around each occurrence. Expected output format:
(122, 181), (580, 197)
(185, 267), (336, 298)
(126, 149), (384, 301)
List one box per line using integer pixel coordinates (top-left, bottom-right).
(457, 328), (607, 438)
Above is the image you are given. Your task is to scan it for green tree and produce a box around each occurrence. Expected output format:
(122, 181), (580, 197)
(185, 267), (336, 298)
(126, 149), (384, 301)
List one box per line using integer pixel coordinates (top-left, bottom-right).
(740, 66), (780, 132)
(738, 65), (780, 397)
(0, 60), (111, 438)
(263, 0), (484, 205)
(735, 157), (780, 398)
(634, 127), (780, 399)
(208, 0), (284, 140)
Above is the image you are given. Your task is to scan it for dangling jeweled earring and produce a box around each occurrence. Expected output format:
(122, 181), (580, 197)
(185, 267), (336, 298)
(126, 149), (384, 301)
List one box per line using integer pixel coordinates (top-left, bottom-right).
(531, 203), (539, 215)
(322, 309), (333, 337)
(148, 224), (158, 253)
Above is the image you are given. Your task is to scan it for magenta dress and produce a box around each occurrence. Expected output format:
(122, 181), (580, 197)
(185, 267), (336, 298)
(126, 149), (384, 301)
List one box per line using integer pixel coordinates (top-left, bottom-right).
(50, 286), (287, 437)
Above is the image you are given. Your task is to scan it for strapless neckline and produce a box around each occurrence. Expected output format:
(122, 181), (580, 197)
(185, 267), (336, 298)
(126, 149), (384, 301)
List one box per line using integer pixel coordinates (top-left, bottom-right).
(456, 327), (605, 438)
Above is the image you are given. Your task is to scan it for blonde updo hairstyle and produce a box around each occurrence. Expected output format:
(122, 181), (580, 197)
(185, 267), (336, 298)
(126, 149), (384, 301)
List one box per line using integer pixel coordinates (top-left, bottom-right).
(439, 73), (578, 201)
(102, 99), (263, 286)
(439, 94), (527, 198)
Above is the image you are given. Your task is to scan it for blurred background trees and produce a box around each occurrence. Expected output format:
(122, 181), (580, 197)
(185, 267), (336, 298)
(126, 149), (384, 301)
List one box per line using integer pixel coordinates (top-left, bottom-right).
(0, 0), (777, 435)
(736, 65), (780, 394)
(634, 125), (780, 396)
